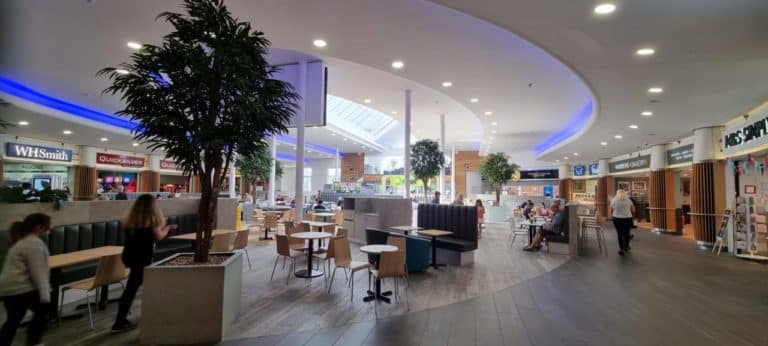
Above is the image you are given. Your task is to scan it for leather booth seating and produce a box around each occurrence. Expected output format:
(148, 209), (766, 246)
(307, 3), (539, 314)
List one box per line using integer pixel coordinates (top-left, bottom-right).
(365, 228), (430, 272)
(0, 214), (198, 287)
(417, 204), (478, 252)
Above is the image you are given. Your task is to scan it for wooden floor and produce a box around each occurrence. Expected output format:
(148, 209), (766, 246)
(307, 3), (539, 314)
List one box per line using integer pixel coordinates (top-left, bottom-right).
(7, 224), (768, 345)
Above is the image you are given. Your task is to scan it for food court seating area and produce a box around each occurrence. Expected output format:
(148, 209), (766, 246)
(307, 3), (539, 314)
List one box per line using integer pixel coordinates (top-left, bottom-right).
(416, 203), (478, 252)
(365, 228), (431, 272)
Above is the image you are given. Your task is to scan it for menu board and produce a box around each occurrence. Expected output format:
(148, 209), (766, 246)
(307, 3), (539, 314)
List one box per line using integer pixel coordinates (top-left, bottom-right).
(667, 144), (694, 165)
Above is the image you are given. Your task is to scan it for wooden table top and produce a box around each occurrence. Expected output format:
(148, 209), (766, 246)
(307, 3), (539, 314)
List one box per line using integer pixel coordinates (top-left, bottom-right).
(390, 225), (424, 232)
(360, 244), (398, 254)
(49, 246), (123, 269)
(418, 229), (453, 237)
(290, 232), (332, 240)
(168, 229), (237, 241)
(301, 221), (337, 228)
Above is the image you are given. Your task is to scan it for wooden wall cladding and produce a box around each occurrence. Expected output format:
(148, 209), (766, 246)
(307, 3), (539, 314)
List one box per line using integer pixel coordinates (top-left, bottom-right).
(189, 175), (201, 193)
(664, 170), (678, 232)
(0, 158), (3, 187)
(138, 170), (160, 192)
(454, 151), (484, 198)
(341, 153), (364, 183)
(558, 179), (572, 201)
(73, 165), (97, 201)
(691, 161), (725, 244)
(649, 170), (667, 229)
(596, 176), (608, 217)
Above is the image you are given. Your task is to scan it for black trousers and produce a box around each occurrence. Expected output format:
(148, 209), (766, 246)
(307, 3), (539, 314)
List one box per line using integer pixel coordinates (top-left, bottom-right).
(613, 217), (633, 251)
(115, 265), (144, 324)
(0, 290), (46, 346)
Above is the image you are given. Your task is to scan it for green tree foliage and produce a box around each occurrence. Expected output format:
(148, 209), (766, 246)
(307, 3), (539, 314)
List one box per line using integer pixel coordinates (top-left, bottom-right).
(99, 0), (298, 262)
(410, 139), (444, 201)
(479, 152), (519, 206)
(237, 145), (283, 195)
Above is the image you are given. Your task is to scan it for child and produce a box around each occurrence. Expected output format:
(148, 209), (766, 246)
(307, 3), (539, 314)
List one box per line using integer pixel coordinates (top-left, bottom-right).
(476, 199), (485, 239)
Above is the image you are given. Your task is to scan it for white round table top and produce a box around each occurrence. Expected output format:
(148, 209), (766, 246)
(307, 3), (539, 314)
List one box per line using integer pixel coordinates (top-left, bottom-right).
(290, 232), (332, 239)
(360, 244), (398, 254)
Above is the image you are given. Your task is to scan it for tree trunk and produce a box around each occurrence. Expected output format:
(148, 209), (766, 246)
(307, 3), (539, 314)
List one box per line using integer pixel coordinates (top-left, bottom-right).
(194, 181), (213, 263)
(495, 185), (501, 207)
(423, 178), (429, 203)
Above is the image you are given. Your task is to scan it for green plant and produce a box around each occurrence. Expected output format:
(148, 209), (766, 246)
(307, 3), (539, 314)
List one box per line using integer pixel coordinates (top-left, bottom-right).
(237, 145), (283, 195)
(0, 186), (26, 204)
(0, 183), (69, 210)
(99, 0), (298, 262)
(410, 139), (444, 201)
(479, 152), (519, 206)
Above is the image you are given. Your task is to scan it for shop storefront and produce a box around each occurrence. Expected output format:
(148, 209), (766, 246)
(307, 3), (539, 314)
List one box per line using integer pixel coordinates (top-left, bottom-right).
(571, 163), (599, 206)
(504, 169), (559, 197)
(95, 151), (145, 192)
(157, 159), (189, 193)
(610, 155), (651, 221)
(2, 138), (77, 190)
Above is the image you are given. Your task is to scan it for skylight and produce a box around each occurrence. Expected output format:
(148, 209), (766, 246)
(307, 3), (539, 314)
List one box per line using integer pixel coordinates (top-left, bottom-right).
(326, 94), (397, 140)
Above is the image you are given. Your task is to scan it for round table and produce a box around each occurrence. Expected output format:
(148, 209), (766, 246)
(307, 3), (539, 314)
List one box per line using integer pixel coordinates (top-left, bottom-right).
(290, 232), (332, 278)
(359, 245), (398, 303)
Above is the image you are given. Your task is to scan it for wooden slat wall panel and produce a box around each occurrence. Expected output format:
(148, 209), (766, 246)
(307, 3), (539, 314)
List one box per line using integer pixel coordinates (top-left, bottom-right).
(190, 175), (201, 193)
(649, 170), (666, 229)
(138, 170), (159, 192)
(691, 162), (724, 244)
(558, 179), (572, 201)
(0, 158), (3, 186)
(596, 177), (608, 217)
(73, 165), (97, 201)
(664, 170), (678, 231)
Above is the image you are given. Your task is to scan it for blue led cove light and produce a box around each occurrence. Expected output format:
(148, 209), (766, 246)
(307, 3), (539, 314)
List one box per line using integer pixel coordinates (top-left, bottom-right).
(533, 101), (594, 155)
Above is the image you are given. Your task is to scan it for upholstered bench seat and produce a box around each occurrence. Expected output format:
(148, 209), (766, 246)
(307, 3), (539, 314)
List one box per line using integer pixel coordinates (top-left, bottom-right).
(434, 237), (476, 252)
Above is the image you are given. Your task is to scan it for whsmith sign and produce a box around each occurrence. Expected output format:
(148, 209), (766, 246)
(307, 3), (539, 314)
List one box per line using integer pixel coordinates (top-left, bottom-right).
(5, 143), (73, 162)
(723, 115), (768, 155)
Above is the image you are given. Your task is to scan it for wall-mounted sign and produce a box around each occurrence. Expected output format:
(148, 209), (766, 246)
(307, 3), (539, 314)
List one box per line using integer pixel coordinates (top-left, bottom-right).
(5, 143), (73, 162)
(609, 155), (651, 173)
(160, 160), (178, 170)
(723, 114), (768, 155)
(97, 152), (145, 168)
(666, 144), (694, 165)
(588, 163), (599, 176)
(519, 169), (559, 180)
(573, 165), (586, 176)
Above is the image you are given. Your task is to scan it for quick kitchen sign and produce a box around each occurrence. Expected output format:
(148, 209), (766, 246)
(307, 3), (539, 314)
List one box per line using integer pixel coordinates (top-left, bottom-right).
(723, 114), (768, 155)
(5, 143), (73, 162)
(667, 144), (694, 165)
(159, 160), (178, 170)
(609, 155), (651, 173)
(97, 153), (145, 168)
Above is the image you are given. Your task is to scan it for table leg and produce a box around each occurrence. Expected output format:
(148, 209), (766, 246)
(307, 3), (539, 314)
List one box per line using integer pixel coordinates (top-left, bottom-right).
(528, 225), (534, 245)
(430, 236), (446, 269)
(294, 238), (323, 278)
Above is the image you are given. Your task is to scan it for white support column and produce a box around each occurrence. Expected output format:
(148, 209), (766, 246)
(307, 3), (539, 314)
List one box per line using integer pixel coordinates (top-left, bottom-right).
(650, 144), (667, 171)
(439, 113), (446, 198)
(404, 89), (412, 199)
(450, 145), (456, 201)
(598, 159), (610, 177)
(335, 146), (340, 183)
(228, 159), (236, 198)
(558, 163), (572, 180)
(294, 58), (307, 221)
(268, 135), (277, 206)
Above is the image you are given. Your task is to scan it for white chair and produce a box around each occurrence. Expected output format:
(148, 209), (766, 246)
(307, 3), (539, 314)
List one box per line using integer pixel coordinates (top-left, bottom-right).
(508, 217), (529, 247)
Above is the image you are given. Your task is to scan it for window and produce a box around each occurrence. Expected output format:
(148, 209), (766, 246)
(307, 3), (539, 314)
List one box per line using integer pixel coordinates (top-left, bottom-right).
(327, 168), (338, 184)
(303, 168), (312, 191)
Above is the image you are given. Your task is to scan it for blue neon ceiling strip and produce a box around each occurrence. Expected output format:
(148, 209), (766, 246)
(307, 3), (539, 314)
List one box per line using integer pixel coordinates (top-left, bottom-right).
(276, 152), (311, 163)
(276, 135), (337, 156)
(533, 101), (594, 155)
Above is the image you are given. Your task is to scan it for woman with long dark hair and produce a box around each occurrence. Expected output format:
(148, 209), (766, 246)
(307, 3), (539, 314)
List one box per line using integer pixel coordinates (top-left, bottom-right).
(0, 213), (52, 346)
(112, 194), (175, 333)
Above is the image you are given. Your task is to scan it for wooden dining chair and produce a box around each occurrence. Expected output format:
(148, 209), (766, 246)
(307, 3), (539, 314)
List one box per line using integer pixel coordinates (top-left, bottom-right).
(335, 227), (348, 237)
(263, 213), (278, 239)
(327, 236), (370, 300)
(386, 235), (408, 275)
(334, 211), (344, 226)
(313, 234), (338, 283)
(271, 234), (304, 283)
(233, 229), (252, 269)
(286, 222), (309, 252)
(211, 232), (235, 252)
(371, 250), (408, 318)
(60, 254), (127, 328)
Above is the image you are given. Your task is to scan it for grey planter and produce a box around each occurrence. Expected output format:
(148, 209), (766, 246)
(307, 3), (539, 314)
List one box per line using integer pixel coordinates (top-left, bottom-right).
(139, 251), (243, 345)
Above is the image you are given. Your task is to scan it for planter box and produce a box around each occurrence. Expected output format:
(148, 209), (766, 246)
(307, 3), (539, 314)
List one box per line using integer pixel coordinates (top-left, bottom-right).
(139, 252), (242, 345)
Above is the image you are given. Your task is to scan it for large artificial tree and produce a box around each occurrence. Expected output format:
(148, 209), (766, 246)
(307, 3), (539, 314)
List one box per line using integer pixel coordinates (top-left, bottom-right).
(100, 0), (298, 262)
(237, 145), (283, 196)
(410, 139), (445, 201)
(479, 152), (519, 206)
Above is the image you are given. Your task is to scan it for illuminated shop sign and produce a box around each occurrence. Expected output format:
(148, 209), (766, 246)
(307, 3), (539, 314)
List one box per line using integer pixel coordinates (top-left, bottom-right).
(666, 144), (694, 165)
(588, 163), (599, 176)
(5, 143), (72, 162)
(573, 165), (586, 176)
(519, 169), (559, 180)
(609, 155), (651, 173)
(97, 152), (145, 168)
(160, 160), (178, 170)
(723, 115), (768, 154)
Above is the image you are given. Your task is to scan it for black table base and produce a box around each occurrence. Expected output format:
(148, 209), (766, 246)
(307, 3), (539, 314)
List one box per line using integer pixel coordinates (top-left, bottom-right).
(295, 238), (323, 278)
(364, 278), (392, 303)
(260, 227), (273, 240)
(429, 236), (446, 269)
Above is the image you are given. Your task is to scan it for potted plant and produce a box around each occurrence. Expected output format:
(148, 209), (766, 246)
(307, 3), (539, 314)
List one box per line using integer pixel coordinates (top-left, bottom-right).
(479, 152), (519, 206)
(410, 139), (445, 202)
(99, 0), (297, 343)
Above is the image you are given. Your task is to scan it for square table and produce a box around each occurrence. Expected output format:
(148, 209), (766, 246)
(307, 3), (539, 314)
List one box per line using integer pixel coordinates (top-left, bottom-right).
(417, 229), (453, 269)
(389, 225), (423, 235)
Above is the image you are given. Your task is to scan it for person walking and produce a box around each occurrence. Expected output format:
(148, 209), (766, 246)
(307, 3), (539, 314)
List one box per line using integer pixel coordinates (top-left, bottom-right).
(0, 213), (52, 346)
(112, 194), (176, 333)
(475, 199), (485, 239)
(610, 190), (635, 256)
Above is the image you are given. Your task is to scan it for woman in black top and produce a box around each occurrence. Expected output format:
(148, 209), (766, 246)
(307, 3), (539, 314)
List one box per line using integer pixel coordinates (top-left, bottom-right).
(112, 194), (175, 332)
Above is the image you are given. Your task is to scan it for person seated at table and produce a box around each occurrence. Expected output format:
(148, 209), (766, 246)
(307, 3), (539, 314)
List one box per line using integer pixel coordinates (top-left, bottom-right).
(524, 203), (564, 251)
(476, 199), (485, 239)
(522, 202), (535, 220)
(112, 194), (176, 333)
(431, 191), (441, 204)
(337, 196), (344, 208)
(276, 195), (286, 205)
(0, 213), (52, 346)
(313, 199), (327, 211)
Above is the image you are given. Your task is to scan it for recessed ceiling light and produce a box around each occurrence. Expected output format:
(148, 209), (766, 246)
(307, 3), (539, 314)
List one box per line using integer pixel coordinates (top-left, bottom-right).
(484, 111), (493, 116)
(100, 137), (109, 142)
(491, 122), (497, 126)
(490, 136), (495, 140)
(564, 156), (569, 160)
(115, 69), (130, 75)
(343, 138), (348, 141)
(629, 124), (639, 129)
(648, 87), (663, 93)
(573, 152), (579, 156)
(62, 129), (72, 135)
(594, 3), (616, 15)
(641, 111), (653, 116)
(132, 142), (139, 147)
(614, 134), (623, 139)
(556, 159), (560, 162)
(491, 130), (497, 134)
(391, 60), (404, 69)
(391, 111), (397, 115)
(441, 81), (452, 87)
(17, 121), (29, 126)
(600, 141), (608, 146)
(312, 39), (327, 48)
(364, 98), (371, 104)
(126, 41), (142, 50)
(331, 133), (336, 136)
(470, 98), (479, 103)
(636, 48), (655, 56)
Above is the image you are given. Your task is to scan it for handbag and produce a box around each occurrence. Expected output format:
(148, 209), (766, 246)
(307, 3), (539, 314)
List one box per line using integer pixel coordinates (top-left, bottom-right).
(632, 219), (638, 228)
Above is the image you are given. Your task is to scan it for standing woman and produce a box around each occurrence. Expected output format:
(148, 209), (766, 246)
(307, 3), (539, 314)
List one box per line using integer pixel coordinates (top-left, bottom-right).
(475, 199), (485, 239)
(112, 194), (176, 332)
(610, 190), (635, 256)
(0, 213), (52, 346)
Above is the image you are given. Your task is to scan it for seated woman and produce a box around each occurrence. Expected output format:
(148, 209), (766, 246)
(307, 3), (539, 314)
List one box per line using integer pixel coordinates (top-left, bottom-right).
(522, 202), (535, 220)
(313, 199), (327, 210)
(524, 202), (564, 251)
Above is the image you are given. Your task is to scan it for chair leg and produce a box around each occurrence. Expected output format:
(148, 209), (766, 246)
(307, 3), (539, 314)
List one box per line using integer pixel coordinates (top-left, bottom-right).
(286, 258), (294, 284)
(350, 271), (355, 301)
(244, 248), (252, 270)
(404, 276), (409, 310)
(86, 289), (94, 329)
(328, 267), (338, 293)
(270, 256), (279, 281)
(58, 289), (65, 324)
